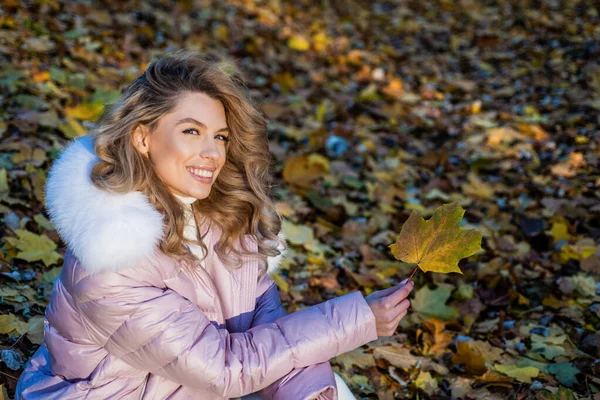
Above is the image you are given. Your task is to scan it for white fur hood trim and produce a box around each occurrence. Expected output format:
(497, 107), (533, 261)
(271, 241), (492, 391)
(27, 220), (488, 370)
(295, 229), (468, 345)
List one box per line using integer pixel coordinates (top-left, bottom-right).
(45, 135), (286, 276)
(266, 232), (287, 276)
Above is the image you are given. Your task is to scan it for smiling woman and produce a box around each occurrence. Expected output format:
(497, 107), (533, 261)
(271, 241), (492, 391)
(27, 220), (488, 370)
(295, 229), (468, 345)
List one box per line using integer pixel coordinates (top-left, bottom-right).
(15, 50), (412, 400)
(83, 52), (277, 269)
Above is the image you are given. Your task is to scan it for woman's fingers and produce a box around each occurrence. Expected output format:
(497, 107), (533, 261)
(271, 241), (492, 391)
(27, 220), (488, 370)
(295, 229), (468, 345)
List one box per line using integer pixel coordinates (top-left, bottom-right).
(382, 280), (414, 308)
(389, 309), (408, 331)
(368, 278), (410, 300)
(377, 310), (408, 336)
(397, 298), (410, 313)
(379, 299), (412, 331)
(366, 278), (415, 337)
(385, 299), (410, 322)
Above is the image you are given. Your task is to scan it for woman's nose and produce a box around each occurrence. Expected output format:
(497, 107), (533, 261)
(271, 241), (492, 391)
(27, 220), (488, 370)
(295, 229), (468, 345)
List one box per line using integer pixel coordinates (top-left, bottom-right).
(198, 135), (222, 159)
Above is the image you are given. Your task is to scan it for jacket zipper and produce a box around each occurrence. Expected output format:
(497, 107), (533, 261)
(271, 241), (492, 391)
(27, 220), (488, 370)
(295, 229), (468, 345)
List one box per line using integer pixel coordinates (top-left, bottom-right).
(181, 244), (226, 325)
(195, 261), (226, 324)
(194, 217), (226, 324)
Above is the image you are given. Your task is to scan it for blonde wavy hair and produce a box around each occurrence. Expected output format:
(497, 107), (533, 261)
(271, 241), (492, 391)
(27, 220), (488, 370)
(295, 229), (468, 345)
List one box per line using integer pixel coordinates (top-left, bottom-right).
(88, 50), (284, 273)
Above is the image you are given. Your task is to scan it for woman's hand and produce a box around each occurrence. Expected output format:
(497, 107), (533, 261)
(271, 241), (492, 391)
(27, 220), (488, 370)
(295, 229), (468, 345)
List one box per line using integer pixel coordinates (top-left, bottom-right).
(364, 279), (414, 337)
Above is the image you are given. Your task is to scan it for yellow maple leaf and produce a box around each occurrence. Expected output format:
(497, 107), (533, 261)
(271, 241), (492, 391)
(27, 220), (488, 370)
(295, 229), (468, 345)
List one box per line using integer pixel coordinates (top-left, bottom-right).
(0, 313), (28, 335)
(388, 202), (483, 274)
(5, 229), (62, 267)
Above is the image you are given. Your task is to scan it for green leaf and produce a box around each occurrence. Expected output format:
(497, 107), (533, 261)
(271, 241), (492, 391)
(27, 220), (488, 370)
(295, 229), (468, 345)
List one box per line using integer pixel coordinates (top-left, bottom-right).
(548, 362), (580, 387)
(530, 334), (567, 360)
(34, 213), (55, 231)
(389, 202), (483, 274)
(281, 220), (314, 245)
(536, 387), (576, 400)
(26, 316), (45, 345)
(0, 169), (8, 194)
(412, 286), (458, 321)
(43, 267), (62, 283)
(493, 364), (539, 383)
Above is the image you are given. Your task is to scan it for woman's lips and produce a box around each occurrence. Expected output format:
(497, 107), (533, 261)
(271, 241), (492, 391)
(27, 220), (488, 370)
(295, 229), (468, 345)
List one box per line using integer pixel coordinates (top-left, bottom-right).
(188, 169), (213, 184)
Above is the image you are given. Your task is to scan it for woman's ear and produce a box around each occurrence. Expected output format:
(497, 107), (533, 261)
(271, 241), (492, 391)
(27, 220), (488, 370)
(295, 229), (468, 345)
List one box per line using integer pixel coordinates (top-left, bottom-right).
(132, 124), (151, 157)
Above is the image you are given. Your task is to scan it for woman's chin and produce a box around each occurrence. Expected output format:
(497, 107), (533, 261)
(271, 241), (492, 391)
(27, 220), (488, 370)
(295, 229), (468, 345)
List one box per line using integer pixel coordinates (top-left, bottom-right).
(188, 190), (211, 200)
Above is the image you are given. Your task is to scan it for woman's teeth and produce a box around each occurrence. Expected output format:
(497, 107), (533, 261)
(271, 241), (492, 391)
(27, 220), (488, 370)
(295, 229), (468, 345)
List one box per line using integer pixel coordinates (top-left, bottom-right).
(187, 167), (214, 178)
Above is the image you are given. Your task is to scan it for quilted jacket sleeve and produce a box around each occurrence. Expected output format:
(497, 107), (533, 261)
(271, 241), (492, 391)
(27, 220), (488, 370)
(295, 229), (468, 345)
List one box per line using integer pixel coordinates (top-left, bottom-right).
(251, 275), (339, 400)
(78, 276), (378, 399)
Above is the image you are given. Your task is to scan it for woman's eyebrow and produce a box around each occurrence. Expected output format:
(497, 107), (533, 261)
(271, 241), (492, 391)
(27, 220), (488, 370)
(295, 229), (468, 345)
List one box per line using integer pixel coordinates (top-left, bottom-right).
(175, 117), (229, 133)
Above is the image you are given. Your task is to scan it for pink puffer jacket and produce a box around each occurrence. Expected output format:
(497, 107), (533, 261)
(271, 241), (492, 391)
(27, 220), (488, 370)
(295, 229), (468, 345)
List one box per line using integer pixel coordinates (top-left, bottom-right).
(15, 136), (378, 399)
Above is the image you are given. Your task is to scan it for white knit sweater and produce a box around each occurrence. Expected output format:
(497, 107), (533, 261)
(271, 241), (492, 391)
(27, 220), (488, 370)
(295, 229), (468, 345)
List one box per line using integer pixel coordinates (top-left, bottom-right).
(173, 193), (206, 265)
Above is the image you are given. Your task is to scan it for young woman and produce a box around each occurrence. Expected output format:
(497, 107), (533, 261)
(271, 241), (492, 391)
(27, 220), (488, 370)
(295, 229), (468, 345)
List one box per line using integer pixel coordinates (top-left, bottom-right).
(16, 50), (413, 400)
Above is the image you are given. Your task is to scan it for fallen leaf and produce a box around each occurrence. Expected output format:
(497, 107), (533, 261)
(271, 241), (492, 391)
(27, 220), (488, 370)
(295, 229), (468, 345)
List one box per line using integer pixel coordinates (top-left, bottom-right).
(0, 348), (24, 370)
(548, 216), (574, 243)
(412, 285), (459, 321)
(452, 339), (503, 375)
(462, 173), (495, 200)
(288, 35), (310, 51)
(548, 362), (580, 387)
(0, 313), (28, 335)
(389, 202), (483, 274)
(530, 334), (567, 360)
(282, 154), (330, 189)
(493, 364), (539, 383)
(5, 229), (62, 266)
(373, 344), (449, 375)
(486, 126), (527, 147)
(27, 315), (45, 345)
(420, 317), (453, 356)
(414, 370), (438, 396)
(281, 220), (314, 245)
(333, 347), (375, 370)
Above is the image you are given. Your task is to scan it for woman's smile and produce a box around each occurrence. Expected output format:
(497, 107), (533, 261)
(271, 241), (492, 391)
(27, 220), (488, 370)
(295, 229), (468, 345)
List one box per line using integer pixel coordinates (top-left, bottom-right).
(187, 166), (214, 184)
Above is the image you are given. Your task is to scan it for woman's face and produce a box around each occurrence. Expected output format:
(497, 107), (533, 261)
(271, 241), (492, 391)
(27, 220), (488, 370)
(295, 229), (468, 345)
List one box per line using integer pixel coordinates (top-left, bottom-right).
(133, 91), (229, 200)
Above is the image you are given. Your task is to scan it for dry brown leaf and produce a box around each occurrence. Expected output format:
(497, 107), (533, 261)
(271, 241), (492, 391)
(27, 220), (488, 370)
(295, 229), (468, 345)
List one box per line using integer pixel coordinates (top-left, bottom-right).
(420, 317), (453, 356)
(374, 344), (449, 375)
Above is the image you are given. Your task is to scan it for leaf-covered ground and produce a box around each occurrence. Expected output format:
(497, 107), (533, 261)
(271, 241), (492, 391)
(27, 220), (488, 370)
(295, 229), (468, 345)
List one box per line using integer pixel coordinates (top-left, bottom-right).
(0, 0), (599, 399)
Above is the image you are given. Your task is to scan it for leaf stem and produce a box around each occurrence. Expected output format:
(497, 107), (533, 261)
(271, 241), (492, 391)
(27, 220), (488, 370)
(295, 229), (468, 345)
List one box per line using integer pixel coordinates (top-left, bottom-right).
(407, 265), (419, 282)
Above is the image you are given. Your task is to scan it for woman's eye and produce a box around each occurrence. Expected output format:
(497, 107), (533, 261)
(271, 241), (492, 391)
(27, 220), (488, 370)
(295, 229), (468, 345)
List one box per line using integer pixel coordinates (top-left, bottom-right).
(184, 129), (229, 142)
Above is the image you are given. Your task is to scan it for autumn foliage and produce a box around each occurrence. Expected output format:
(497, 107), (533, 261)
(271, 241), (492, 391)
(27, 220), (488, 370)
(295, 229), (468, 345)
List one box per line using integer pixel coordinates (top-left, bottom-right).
(0, 0), (599, 399)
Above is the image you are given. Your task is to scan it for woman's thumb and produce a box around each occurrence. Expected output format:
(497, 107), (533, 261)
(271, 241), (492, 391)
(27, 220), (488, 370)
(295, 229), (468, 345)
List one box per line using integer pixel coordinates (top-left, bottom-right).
(368, 278), (410, 299)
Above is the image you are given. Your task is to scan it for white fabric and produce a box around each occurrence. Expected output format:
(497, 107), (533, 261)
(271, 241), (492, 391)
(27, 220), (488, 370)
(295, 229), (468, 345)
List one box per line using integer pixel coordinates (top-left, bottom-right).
(172, 193), (206, 265)
(334, 372), (357, 399)
(235, 373), (355, 400)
